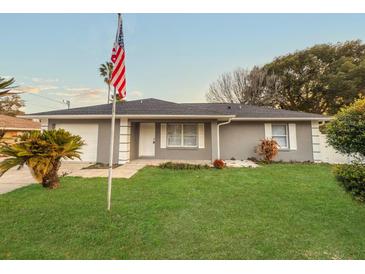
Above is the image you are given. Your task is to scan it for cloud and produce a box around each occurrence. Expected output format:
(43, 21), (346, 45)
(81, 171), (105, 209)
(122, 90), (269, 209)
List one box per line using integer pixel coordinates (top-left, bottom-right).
(39, 85), (59, 90)
(14, 85), (59, 94)
(31, 77), (59, 84)
(14, 86), (41, 94)
(129, 90), (143, 99)
(65, 87), (92, 92)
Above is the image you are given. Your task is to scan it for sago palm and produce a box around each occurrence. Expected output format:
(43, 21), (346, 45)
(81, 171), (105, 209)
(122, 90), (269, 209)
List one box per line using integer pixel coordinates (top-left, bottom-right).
(0, 129), (85, 189)
(99, 62), (114, 103)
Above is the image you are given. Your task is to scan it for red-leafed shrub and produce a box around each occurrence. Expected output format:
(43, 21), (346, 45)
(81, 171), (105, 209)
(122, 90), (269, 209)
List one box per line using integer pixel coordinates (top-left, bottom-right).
(213, 159), (225, 169)
(256, 138), (279, 163)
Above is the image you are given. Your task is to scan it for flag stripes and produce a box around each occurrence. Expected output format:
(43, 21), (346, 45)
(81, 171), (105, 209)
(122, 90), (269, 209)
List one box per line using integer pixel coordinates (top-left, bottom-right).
(111, 14), (126, 100)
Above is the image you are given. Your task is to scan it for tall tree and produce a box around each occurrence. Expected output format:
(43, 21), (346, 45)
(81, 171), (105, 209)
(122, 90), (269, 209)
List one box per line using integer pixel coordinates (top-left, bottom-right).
(265, 40), (365, 114)
(99, 62), (114, 104)
(207, 40), (365, 115)
(0, 76), (23, 116)
(206, 66), (282, 106)
(0, 95), (24, 116)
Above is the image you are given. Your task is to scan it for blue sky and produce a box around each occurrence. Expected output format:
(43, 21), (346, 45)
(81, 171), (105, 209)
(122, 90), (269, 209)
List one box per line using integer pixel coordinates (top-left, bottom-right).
(1, 13), (365, 113)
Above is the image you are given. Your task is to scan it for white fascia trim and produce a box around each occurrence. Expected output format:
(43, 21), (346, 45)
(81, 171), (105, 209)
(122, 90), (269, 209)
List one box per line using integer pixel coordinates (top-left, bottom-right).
(21, 114), (236, 120)
(232, 117), (332, 121)
(20, 114), (331, 121)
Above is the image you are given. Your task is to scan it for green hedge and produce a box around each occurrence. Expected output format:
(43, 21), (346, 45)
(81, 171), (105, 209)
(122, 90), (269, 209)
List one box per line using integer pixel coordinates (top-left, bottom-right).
(334, 163), (365, 202)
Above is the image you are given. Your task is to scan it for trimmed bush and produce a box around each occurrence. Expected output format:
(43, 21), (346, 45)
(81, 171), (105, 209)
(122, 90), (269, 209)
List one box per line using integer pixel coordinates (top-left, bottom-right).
(334, 163), (365, 202)
(256, 138), (279, 163)
(326, 97), (365, 158)
(213, 159), (225, 169)
(158, 162), (210, 170)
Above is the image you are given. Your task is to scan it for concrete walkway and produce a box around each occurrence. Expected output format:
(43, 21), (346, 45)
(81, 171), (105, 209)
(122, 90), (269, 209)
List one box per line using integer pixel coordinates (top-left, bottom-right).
(0, 160), (162, 194)
(0, 163), (89, 194)
(0, 159), (257, 194)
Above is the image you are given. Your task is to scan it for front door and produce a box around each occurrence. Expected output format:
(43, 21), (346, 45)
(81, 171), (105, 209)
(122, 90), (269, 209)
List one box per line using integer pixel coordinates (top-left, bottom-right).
(139, 123), (155, 157)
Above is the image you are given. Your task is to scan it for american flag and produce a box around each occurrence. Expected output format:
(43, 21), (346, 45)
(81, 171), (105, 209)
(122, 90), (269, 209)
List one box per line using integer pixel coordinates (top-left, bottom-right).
(111, 14), (126, 100)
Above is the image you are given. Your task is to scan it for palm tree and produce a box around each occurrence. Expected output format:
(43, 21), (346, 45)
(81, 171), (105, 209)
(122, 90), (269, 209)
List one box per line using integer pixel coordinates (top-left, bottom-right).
(0, 129), (85, 189)
(0, 77), (16, 97)
(99, 62), (114, 103)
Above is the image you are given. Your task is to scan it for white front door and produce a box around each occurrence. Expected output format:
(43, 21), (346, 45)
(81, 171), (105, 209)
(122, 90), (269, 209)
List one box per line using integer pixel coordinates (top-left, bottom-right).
(139, 123), (155, 157)
(56, 123), (99, 162)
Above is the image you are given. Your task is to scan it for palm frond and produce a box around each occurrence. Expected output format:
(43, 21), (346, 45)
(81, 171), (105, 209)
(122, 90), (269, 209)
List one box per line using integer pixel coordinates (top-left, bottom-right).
(0, 77), (15, 90)
(0, 157), (26, 177)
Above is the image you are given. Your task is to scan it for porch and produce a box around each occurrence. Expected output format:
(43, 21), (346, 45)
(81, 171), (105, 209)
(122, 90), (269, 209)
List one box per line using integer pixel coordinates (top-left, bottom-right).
(120, 119), (220, 164)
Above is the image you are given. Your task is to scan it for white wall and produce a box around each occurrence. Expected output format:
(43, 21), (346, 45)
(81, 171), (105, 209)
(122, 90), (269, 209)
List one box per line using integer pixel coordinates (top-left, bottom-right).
(312, 121), (353, 164)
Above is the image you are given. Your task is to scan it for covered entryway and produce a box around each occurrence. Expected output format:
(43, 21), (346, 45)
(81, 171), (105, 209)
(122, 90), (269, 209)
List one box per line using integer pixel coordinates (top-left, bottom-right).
(139, 123), (155, 157)
(55, 123), (99, 162)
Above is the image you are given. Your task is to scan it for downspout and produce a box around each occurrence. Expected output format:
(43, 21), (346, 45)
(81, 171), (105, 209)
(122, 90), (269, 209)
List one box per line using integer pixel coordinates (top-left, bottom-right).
(216, 118), (232, 160)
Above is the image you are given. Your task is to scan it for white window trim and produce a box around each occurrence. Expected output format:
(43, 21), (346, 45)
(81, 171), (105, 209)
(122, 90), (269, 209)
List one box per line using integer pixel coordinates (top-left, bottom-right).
(272, 124), (289, 150)
(166, 123), (198, 148)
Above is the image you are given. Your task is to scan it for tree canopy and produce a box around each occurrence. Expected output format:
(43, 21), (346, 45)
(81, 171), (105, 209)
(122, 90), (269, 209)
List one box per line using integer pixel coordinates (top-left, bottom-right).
(0, 76), (24, 116)
(0, 94), (24, 117)
(206, 66), (282, 106)
(207, 40), (365, 114)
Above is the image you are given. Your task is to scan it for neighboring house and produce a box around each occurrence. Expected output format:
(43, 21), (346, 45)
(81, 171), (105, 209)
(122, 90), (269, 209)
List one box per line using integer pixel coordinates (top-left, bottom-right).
(23, 98), (336, 164)
(0, 114), (40, 144)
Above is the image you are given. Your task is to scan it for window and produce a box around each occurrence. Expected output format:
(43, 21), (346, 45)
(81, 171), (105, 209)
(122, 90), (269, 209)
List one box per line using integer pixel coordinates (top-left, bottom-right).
(167, 124), (198, 148)
(272, 124), (289, 149)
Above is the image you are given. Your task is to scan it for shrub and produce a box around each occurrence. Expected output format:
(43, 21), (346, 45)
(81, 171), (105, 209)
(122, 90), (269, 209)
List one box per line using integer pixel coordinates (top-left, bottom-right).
(213, 159), (225, 169)
(159, 162), (210, 170)
(0, 129), (84, 189)
(256, 138), (279, 163)
(334, 163), (365, 202)
(326, 97), (365, 159)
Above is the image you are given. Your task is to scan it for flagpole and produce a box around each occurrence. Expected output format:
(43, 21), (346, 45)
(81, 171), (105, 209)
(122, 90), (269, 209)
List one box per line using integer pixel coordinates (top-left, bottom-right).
(107, 86), (117, 211)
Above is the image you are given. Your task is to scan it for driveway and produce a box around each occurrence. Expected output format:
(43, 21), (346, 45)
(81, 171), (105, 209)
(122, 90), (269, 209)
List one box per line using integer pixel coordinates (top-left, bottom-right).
(0, 160), (154, 194)
(0, 163), (89, 194)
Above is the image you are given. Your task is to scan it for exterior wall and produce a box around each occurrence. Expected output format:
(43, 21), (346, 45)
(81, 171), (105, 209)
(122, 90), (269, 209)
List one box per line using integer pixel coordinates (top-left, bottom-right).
(49, 119), (120, 164)
(211, 121), (218, 161)
(40, 118), (48, 131)
(220, 121), (314, 162)
(312, 121), (353, 164)
(153, 121), (212, 160)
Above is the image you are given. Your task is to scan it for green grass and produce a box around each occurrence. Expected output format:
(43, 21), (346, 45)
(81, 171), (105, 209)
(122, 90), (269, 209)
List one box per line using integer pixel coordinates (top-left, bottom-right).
(1, 164), (365, 259)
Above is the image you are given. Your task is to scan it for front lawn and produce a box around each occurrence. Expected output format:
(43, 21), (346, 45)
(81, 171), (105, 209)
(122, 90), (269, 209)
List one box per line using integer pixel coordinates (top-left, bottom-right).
(1, 164), (365, 259)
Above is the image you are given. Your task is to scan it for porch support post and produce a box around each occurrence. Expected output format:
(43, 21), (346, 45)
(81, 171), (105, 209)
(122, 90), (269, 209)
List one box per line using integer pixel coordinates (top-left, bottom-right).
(211, 121), (218, 161)
(40, 118), (49, 131)
(311, 120), (322, 163)
(119, 118), (131, 164)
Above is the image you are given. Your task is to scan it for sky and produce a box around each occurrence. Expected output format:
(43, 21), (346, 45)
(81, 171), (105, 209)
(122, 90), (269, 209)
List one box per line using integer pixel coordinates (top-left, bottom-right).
(1, 13), (365, 113)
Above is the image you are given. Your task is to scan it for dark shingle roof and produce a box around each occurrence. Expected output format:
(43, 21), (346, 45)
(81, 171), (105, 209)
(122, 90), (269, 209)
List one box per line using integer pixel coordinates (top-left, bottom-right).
(26, 98), (328, 119)
(182, 103), (326, 118)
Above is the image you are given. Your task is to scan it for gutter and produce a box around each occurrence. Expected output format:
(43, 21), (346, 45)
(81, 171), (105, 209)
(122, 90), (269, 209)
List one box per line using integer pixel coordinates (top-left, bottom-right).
(20, 114), (331, 121)
(216, 118), (232, 160)
(231, 117), (332, 121)
(20, 114), (236, 120)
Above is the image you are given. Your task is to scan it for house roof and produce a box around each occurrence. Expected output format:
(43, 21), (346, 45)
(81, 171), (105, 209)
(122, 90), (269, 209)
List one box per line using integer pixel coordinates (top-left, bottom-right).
(24, 98), (329, 120)
(0, 114), (40, 130)
(181, 103), (327, 119)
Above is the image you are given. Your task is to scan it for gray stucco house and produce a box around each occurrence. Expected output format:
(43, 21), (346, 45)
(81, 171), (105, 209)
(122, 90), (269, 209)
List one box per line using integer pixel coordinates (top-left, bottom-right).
(24, 98), (330, 164)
